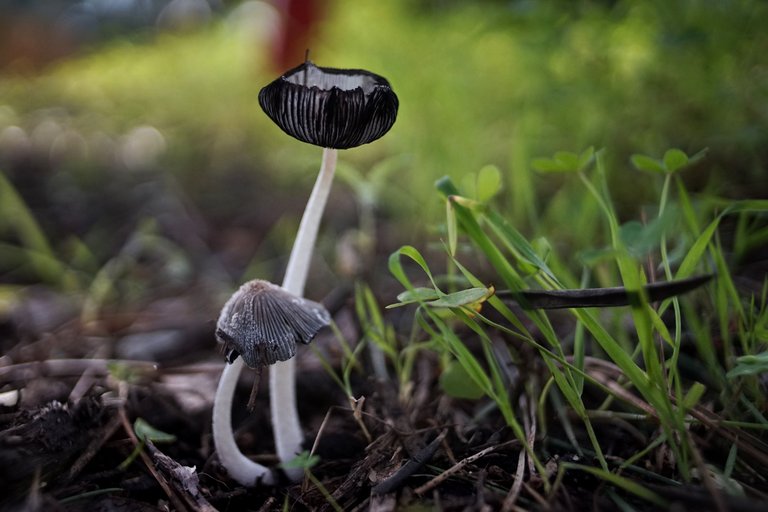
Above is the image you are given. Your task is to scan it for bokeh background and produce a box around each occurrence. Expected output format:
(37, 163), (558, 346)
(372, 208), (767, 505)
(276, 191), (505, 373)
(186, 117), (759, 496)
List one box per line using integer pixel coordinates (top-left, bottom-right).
(1, 0), (767, 333)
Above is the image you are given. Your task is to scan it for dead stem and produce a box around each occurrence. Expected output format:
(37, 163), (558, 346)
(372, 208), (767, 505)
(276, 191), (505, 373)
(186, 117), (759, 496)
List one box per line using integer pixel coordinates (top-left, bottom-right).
(0, 359), (158, 383)
(117, 405), (188, 511)
(414, 439), (520, 496)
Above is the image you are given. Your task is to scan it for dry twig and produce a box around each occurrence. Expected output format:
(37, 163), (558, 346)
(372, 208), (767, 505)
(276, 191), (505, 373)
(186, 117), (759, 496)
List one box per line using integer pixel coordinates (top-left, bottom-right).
(414, 440), (520, 496)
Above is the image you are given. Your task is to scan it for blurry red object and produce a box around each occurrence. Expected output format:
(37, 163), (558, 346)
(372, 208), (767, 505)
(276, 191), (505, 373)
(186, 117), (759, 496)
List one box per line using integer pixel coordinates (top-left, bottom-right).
(270, 0), (327, 72)
(0, 15), (76, 73)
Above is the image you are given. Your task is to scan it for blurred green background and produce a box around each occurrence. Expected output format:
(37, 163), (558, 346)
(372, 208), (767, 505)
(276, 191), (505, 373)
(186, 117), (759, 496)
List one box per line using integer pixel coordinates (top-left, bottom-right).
(1, 0), (766, 296)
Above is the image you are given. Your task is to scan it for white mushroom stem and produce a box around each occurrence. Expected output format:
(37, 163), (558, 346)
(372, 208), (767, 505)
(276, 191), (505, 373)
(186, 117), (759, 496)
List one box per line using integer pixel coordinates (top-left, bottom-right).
(273, 147), (338, 481)
(212, 357), (274, 486)
(282, 147), (339, 294)
(213, 147), (338, 485)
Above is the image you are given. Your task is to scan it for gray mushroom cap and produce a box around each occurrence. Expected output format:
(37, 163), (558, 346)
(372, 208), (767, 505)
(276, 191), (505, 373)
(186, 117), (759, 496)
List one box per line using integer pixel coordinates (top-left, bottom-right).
(216, 279), (331, 368)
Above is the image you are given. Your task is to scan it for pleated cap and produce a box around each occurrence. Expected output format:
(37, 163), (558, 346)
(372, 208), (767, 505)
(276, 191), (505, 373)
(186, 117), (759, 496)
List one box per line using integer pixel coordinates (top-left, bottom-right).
(216, 279), (331, 368)
(258, 61), (399, 149)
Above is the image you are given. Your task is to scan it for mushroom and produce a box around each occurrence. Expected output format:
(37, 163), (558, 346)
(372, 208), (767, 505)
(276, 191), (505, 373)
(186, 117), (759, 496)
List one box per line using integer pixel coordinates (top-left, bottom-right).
(212, 59), (398, 485)
(216, 280), (331, 369)
(212, 280), (330, 485)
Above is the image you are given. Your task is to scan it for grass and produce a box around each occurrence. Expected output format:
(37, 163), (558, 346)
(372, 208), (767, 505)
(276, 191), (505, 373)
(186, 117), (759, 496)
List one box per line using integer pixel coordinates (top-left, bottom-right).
(328, 0), (768, 221)
(383, 147), (768, 507)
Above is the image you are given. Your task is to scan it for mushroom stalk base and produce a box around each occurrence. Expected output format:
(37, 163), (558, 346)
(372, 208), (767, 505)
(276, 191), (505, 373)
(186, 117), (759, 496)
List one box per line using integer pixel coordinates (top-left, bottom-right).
(272, 147), (338, 481)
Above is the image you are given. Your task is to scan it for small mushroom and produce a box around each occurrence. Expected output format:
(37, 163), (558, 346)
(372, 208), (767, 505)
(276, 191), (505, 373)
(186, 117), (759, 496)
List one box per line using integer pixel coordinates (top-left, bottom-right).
(258, 60), (398, 149)
(212, 280), (329, 485)
(215, 279), (330, 368)
(213, 58), (398, 486)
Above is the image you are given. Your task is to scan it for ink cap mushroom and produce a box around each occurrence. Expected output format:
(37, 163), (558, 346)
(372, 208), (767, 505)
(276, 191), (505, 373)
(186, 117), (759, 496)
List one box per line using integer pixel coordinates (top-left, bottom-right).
(258, 59), (399, 149)
(211, 279), (331, 487)
(215, 279), (331, 368)
(212, 58), (398, 487)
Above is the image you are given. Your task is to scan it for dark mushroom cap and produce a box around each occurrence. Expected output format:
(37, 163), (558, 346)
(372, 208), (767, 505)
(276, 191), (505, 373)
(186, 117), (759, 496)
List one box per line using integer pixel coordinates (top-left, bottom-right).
(216, 279), (331, 368)
(258, 61), (399, 149)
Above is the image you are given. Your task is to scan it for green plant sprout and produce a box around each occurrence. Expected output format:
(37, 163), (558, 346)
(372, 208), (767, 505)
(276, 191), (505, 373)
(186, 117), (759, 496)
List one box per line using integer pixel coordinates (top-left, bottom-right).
(282, 452), (343, 512)
(118, 418), (177, 470)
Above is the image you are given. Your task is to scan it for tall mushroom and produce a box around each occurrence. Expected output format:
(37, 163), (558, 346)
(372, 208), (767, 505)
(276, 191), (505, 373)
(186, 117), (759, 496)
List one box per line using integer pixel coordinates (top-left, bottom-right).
(213, 59), (398, 486)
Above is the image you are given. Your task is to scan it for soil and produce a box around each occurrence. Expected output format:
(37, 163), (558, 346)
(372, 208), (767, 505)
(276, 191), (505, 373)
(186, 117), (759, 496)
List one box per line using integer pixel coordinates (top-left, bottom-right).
(0, 287), (519, 511)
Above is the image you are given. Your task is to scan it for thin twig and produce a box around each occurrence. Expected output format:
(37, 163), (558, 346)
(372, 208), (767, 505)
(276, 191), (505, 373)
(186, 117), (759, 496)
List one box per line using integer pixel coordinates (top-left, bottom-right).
(524, 394), (537, 478)
(0, 359), (158, 383)
(65, 410), (122, 483)
(68, 365), (98, 403)
(685, 402), (768, 467)
(414, 440), (519, 496)
(117, 405), (188, 512)
(522, 481), (551, 510)
(372, 431), (447, 495)
(303, 407), (335, 494)
(589, 370), (658, 417)
(146, 440), (217, 512)
(256, 497), (277, 512)
(502, 448), (526, 511)
(349, 395), (372, 443)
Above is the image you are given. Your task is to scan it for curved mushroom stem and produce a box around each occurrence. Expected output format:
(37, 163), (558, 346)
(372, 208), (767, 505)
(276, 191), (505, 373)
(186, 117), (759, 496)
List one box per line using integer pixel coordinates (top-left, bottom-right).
(213, 147), (338, 485)
(272, 146), (338, 480)
(212, 357), (274, 486)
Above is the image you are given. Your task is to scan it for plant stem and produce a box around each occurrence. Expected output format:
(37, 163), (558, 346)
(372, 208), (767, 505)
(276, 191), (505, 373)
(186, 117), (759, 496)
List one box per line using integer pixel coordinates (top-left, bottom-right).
(272, 146), (338, 481)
